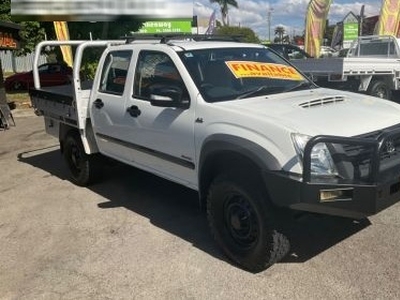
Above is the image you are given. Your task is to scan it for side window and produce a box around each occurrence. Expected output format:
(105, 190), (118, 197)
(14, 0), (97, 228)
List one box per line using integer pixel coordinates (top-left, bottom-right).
(133, 51), (188, 100)
(38, 64), (49, 74)
(99, 50), (132, 95)
(388, 40), (396, 56)
(50, 65), (59, 73)
(288, 47), (307, 59)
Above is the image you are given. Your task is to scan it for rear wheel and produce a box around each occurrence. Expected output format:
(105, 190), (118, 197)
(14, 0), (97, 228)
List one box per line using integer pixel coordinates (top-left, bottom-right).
(207, 173), (290, 272)
(367, 80), (392, 100)
(11, 81), (24, 91)
(63, 131), (100, 186)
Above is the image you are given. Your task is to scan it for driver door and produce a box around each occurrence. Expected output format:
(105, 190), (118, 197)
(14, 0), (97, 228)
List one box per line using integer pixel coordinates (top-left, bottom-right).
(125, 50), (197, 187)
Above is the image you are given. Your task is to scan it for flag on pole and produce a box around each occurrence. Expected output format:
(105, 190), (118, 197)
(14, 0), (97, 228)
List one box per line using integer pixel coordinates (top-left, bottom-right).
(375, 0), (400, 36)
(304, 0), (332, 58)
(53, 21), (73, 67)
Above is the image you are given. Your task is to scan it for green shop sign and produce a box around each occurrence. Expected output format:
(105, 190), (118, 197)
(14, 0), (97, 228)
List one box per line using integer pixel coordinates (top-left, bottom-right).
(139, 20), (192, 34)
(343, 23), (359, 41)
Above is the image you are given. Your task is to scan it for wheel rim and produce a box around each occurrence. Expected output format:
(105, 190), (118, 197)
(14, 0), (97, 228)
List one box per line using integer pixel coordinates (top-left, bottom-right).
(13, 81), (22, 90)
(68, 141), (83, 176)
(373, 86), (388, 99)
(224, 195), (259, 250)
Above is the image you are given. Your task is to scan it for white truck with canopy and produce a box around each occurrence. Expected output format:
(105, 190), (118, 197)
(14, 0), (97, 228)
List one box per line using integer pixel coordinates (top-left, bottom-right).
(30, 35), (400, 272)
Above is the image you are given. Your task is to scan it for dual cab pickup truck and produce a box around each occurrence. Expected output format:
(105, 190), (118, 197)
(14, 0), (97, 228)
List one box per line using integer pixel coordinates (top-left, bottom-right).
(30, 35), (400, 273)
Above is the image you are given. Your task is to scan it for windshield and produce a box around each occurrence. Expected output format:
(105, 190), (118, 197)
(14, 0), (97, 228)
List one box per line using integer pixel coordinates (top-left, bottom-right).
(178, 47), (315, 102)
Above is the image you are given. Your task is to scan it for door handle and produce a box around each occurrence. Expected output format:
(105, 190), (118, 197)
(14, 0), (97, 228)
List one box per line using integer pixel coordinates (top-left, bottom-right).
(127, 105), (141, 117)
(93, 99), (104, 109)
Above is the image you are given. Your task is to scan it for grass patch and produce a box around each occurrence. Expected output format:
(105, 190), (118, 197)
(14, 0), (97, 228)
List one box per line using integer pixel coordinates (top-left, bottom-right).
(3, 72), (31, 109)
(6, 92), (31, 108)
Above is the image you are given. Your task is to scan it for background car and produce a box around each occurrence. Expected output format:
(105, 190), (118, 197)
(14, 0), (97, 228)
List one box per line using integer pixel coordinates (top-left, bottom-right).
(319, 46), (338, 58)
(266, 43), (312, 60)
(4, 62), (72, 91)
(338, 48), (350, 57)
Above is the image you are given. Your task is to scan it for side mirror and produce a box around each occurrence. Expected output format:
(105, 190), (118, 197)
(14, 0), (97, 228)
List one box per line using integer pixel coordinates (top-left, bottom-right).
(149, 85), (189, 109)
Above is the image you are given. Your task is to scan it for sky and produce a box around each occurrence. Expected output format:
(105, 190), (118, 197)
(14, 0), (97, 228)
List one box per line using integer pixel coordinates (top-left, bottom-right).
(189, 0), (381, 40)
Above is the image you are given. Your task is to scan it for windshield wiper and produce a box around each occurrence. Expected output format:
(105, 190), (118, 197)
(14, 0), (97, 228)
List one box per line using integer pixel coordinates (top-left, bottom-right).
(236, 86), (285, 99)
(285, 81), (316, 92)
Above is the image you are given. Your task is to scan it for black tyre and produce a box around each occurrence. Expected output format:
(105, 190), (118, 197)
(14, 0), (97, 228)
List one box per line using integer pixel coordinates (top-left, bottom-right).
(63, 131), (99, 186)
(367, 80), (392, 100)
(12, 81), (24, 91)
(207, 173), (290, 273)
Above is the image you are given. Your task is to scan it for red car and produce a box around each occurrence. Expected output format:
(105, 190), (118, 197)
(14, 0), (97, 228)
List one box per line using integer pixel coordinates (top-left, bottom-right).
(4, 62), (72, 91)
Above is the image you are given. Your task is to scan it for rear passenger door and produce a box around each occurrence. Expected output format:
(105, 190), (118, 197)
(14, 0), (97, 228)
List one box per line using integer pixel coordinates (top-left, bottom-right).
(90, 50), (133, 162)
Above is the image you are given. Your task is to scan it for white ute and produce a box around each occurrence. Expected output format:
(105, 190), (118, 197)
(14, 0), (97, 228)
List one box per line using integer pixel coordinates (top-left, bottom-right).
(30, 35), (400, 272)
(292, 35), (400, 100)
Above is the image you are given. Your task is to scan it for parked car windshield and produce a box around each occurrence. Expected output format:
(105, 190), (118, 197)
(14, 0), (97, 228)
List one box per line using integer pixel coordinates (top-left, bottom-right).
(178, 47), (314, 102)
(266, 44), (311, 60)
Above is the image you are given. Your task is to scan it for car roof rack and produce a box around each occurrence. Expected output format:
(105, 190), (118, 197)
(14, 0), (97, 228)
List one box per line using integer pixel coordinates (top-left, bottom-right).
(122, 33), (244, 44)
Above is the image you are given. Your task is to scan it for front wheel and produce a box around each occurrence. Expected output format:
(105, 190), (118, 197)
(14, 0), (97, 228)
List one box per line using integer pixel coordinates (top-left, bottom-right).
(367, 80), (392, 100)
(207, 173), (290, 272)
(63, 131), (100, 186)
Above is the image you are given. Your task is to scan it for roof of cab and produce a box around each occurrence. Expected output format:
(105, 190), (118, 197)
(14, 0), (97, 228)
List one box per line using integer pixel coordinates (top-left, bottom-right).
(112, 34), (266, 52)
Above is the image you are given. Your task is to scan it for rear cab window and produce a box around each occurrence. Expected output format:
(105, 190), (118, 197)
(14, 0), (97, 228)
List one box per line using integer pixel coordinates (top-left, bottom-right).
(99, 50), (133, 95)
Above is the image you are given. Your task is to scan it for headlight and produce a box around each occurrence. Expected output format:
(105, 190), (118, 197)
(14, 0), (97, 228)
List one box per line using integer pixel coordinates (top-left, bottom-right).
(291, 133), (338, 176)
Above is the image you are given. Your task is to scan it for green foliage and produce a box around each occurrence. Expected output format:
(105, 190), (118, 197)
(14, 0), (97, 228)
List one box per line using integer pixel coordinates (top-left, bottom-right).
(216, 26), (260, 43)
(16, 21), (46, 55)
(81, 61), (99, 80)
(0, 0), (11, 21)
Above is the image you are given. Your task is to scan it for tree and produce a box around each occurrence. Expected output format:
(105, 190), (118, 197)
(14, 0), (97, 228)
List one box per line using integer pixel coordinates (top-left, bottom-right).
(0, 0), (12, 22)
(210, 0), (238, 26)
(274, 26), (285, 44)
(216, 26), (260, 43)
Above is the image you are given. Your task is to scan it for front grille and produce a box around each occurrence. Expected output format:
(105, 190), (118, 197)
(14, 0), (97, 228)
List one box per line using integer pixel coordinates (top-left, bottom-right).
(339, 123), (400, 183)
(335, 142), (375, 182)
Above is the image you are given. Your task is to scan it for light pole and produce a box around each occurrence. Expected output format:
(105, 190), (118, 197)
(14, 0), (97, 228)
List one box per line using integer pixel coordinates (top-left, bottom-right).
(267, 8), (273, 42)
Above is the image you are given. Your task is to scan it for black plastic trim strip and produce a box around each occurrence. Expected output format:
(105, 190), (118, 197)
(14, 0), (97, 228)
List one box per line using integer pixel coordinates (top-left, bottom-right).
(96, 132), (195, 170)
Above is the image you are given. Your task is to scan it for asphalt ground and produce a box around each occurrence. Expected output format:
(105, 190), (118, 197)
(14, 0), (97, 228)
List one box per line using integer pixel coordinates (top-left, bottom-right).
(0, 109), (400, 300)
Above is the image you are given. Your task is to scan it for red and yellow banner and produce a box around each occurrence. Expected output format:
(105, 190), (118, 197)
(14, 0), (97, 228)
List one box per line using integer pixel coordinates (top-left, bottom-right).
(53, 21), (73, 67)
(225, 61), (303, 81)
(375, 0), (400, 36)
(304, 0), (332, 58)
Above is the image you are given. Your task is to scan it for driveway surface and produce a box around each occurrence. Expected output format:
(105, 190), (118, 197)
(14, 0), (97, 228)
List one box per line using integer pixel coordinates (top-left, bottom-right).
(1, 109), (399, 299)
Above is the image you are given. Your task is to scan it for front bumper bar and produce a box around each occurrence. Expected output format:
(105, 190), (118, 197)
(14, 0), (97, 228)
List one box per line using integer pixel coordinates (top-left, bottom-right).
(264, 132), (400, 219)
